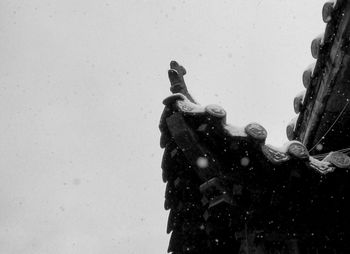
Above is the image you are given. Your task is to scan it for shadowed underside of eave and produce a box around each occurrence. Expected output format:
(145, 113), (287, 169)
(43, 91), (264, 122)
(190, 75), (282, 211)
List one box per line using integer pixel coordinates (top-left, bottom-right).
(159, 60), (350, 254)
(159, 1), (350, 253)
(293, 0), (350, 155)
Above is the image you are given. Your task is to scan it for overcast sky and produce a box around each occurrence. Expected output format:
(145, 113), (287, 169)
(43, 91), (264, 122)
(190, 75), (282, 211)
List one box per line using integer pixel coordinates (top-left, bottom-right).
(0, 1), (325, 253)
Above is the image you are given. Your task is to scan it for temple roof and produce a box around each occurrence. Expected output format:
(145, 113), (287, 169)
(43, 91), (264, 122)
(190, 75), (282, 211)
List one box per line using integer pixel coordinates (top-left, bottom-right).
(290, 0), (350, 155)
(161, 93), (350, 174)
(159, 1), (350, 253)
(160, 61), (350, 253)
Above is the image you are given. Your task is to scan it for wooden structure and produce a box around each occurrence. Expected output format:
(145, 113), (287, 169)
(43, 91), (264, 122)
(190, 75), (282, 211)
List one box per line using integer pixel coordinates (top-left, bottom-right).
(159, 1), (350, 253)
(291, 0), (350, 154)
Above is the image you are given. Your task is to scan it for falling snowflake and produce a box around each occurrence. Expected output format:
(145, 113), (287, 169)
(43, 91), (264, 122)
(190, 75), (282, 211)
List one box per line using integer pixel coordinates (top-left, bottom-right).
(240, 157), (250, 167)
(197, 157), (209, 168)
(316, 143), (323, 151)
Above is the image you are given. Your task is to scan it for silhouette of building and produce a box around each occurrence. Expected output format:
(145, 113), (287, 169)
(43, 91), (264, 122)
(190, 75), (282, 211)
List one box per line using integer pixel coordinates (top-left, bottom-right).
(159, 1), (350, 253)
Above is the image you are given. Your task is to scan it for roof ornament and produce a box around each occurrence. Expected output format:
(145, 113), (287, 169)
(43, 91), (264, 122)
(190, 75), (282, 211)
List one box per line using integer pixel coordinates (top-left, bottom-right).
(322, 0), (336, 23)
(160, 59), (350, 253)
(160, 1), (350, 252)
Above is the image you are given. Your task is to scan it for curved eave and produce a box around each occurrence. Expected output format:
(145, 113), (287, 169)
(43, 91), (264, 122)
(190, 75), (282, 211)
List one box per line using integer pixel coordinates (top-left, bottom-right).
(161, 94), (350, 175)
(293, 0), (350, 151)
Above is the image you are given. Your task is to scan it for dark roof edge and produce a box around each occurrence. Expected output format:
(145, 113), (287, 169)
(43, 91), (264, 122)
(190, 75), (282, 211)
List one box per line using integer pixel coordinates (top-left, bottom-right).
(294, 0), (350, 148)
(161, 93), (350, 174)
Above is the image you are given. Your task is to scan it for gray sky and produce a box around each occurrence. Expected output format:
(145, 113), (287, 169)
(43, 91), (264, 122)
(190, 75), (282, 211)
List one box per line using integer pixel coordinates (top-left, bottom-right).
(0, 0), (324, 253)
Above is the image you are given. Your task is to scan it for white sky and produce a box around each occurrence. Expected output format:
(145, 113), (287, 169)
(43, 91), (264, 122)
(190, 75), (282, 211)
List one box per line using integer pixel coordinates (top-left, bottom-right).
(0, 1), (325, 253)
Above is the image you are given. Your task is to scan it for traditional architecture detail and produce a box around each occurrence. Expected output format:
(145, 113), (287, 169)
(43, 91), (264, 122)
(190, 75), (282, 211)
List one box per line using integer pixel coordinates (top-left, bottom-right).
(323, 151), (350, 168)
(160, 1), (350, 253)
(292, 0), (350, 153)
(161, 93), (348, 172)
